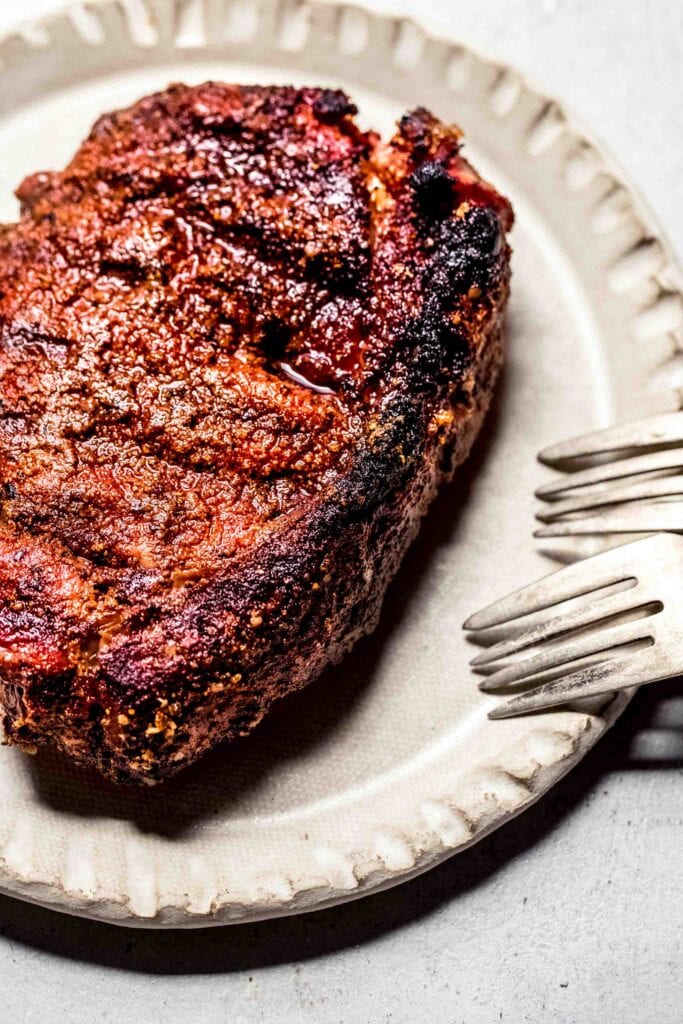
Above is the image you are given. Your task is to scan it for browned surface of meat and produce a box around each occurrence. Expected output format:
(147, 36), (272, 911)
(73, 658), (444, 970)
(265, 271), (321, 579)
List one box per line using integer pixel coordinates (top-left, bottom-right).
(0, 83), (512, 782)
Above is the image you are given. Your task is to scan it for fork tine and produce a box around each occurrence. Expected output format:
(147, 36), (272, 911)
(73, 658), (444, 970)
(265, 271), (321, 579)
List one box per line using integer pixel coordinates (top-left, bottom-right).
(470, 587), (646, 667)
(478, 616), (656, 691)
(536, 476), (683, 522)
(462, 541), (643, 631)
(538, 412), (683, 469)
(487, 650), (664, 719)
(536, 448), (683, 499)
(535, 503), (683, 537)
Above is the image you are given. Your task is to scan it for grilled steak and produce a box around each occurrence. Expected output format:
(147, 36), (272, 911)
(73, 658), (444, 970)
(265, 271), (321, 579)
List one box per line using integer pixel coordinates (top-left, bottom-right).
(0, 84), (512, 783)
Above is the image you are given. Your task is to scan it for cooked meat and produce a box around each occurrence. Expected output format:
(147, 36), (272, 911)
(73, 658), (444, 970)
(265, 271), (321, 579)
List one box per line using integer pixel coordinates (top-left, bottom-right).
(0, 83), (512, 782)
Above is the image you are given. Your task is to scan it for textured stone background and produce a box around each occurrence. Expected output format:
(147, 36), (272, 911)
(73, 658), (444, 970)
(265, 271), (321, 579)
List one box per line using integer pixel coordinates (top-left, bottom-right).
(0, 1), (681, 1021)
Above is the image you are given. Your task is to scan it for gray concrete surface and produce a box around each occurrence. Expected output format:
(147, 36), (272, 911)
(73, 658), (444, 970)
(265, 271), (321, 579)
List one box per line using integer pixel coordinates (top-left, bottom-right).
(0, 1), (682, 1021)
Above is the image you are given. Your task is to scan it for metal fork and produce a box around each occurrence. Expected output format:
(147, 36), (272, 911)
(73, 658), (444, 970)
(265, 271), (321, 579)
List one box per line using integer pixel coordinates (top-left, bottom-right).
(464, 533), (683, 719)
(534, 411), (683, 537)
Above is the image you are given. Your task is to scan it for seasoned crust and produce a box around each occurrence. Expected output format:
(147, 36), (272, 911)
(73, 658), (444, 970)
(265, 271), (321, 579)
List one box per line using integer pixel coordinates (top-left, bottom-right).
(0, 84), (512, 782)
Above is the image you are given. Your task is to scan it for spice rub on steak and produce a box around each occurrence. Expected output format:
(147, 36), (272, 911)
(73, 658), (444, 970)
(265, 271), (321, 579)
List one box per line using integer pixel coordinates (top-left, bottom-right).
(0, 83), (512, 782)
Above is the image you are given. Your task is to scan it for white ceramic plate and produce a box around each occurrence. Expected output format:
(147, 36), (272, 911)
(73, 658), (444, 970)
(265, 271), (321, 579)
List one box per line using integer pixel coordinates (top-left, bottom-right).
(0, 0), (681, 928)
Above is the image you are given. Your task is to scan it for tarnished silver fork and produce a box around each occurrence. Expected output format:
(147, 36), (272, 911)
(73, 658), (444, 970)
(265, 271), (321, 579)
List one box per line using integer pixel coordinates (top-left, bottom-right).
(465, 533), (683, 719)
(534, 411), (683, 538)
